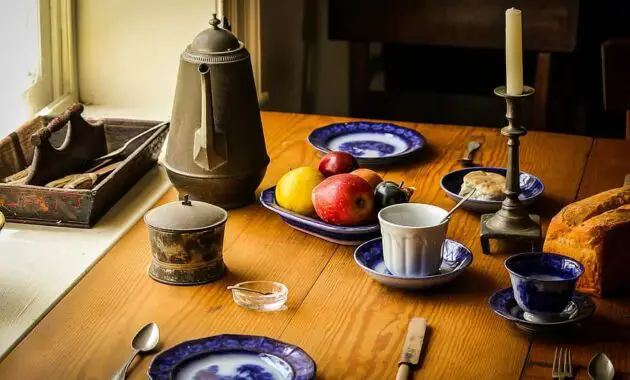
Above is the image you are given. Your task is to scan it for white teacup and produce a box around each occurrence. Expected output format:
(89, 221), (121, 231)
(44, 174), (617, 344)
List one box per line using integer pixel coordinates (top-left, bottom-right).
(378, 203), (449, 277)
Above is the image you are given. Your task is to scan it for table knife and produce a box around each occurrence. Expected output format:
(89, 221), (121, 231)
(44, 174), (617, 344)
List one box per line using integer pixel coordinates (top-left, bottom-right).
(625, 174), (630, 186)
(396, 317), (427, 380)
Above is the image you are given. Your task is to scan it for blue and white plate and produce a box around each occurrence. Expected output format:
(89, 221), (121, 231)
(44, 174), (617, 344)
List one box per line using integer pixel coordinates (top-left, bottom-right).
(354, 237), (473, 290)
(488, 288), (596, 333)
(260, 187), (380, 246)
(307, 122), (426, 166)
(148, 335), (316, 380)
(440, 167), (544, 213)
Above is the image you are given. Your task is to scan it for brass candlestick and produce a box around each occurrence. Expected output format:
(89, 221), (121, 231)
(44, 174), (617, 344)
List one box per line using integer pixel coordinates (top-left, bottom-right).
(480, 86), (541, 254)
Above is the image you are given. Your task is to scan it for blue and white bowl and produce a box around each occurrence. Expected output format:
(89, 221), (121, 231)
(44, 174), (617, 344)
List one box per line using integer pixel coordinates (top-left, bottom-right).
(440, 167), (544, 213)
(504, 252), (584, 321)
(149, 335), (316, 380)
(354, 237), (473, 290)
(260, 187), (380, 246)
(307, 122), (426, 166)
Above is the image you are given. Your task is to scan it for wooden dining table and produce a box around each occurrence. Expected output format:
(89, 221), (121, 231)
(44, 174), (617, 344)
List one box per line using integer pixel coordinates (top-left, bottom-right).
(0, 112), (628, 379)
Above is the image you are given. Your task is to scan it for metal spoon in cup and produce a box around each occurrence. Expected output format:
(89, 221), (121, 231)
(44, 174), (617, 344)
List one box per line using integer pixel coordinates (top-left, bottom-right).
(440, 189), (476, 224)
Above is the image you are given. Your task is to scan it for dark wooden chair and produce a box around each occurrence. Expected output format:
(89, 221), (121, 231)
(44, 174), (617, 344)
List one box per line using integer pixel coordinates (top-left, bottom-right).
(329, 0), (579, 131)
(601, 39), (630, 139)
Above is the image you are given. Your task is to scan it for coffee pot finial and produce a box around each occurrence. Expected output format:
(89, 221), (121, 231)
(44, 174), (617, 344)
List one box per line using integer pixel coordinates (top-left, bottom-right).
(209, 13), (221, 29)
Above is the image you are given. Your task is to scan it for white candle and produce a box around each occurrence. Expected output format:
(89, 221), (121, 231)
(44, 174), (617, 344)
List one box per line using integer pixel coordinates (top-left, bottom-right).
(505, 8), (524, 95)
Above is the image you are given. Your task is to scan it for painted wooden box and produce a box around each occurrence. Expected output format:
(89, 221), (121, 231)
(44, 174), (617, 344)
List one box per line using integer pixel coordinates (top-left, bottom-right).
(0, 113), (168, 228)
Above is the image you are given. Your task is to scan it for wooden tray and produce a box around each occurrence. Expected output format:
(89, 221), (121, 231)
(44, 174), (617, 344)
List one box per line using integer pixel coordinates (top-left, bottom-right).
(0, 111), (169, 228)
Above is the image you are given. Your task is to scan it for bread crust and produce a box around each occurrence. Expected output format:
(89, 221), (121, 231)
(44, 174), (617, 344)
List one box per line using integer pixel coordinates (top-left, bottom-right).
(544, 186), (630, 297)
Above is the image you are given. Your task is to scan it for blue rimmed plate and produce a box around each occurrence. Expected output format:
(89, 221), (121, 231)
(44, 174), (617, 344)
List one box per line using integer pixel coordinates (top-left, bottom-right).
(440, 167), (544, 213)
(354, 237), (473, 290)
(307, 122), (426, 166)
(488, 288), (595, 333)
(148, 335), (316, 380)
(260, 187), (380, 246)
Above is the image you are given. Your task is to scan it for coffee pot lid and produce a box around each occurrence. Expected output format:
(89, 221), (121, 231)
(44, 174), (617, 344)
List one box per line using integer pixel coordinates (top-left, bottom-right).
(144, 195), (228, 232)
(189, 14), (241, 54)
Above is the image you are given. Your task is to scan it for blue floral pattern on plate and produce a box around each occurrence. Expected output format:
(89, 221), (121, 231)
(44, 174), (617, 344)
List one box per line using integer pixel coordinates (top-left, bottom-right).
(440, 167), (544, 213)
(193, 364), (274, 380)
(259, 187), (380, 246)
(353, 237), (473, 290)
(488, 288), (595, 332)
(337, 141), (397, 157)
(148, 335), (316, 380)
(307, 122), (426, 165)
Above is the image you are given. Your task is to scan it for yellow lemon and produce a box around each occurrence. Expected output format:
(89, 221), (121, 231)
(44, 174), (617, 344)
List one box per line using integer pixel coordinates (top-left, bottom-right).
(276, 167), (324, 215)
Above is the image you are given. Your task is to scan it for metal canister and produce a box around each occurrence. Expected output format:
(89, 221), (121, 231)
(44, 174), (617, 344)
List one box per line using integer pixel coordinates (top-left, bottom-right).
(144, 195), (227, 285)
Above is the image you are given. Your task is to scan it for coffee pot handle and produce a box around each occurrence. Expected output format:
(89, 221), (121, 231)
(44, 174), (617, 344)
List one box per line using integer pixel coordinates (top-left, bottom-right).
(193, 63), (227, 170)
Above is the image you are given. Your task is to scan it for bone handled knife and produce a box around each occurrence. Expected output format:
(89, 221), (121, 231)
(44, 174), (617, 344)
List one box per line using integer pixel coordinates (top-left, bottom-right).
(396, 317), (427, 380)
(625, 174), (630, 186)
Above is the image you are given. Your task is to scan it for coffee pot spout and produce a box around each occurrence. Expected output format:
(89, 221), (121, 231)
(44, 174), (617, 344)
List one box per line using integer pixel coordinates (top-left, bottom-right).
(193, 63), (227, 170)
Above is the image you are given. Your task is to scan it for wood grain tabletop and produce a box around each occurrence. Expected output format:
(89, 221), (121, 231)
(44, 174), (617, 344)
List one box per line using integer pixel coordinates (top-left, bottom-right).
(0, 112), (628, 379)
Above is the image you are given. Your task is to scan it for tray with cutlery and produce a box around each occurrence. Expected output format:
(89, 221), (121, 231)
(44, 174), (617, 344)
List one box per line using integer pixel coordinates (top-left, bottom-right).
(0, 104), (169, 228)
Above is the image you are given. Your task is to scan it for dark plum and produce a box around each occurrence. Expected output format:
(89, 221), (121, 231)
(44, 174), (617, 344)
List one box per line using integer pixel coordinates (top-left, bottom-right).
(374, 181), (411, 212)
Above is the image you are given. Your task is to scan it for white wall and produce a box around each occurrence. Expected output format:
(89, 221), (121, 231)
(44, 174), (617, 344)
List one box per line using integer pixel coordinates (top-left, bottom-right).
(77, 0), (217, 119)
(77, 0), (349, 119)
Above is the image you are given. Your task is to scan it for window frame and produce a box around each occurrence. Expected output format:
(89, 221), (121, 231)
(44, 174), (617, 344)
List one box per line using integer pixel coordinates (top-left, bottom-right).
(223, 0), (267, 105)
(36, 0), (78, 116)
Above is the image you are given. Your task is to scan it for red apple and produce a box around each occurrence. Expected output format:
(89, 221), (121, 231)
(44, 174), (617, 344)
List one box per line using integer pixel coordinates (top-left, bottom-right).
(318, 151), (359, 177)
(312, 174), (374, 226)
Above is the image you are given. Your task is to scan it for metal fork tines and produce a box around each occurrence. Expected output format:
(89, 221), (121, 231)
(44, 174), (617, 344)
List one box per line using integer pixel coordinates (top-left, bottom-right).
(552, 347), (573, 379)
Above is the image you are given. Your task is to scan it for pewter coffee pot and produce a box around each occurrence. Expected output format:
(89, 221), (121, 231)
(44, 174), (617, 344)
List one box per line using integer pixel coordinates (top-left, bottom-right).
(165, 14), (269, 209)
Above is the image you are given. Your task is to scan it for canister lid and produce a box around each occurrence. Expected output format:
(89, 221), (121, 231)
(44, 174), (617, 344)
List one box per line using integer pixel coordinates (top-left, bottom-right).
(190, 14), (241, 54)
(144, 195), (227, 232)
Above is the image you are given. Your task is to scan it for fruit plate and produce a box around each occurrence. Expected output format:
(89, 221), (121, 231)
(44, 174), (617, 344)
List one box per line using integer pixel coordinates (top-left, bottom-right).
(440, 167), (544, 213)
(260, 187), (380, 246)
(307, 122), (426, 166)
(148, 334), (316, 380)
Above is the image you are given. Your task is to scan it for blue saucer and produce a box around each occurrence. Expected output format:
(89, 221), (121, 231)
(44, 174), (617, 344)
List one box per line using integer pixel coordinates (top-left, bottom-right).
(149, 335), (316, 380)
(440, 167), (544, 213)
(488, 288), (595, 332)
(260, 187), (380, 246)
(307, 122), (426, 166)
(354, 237), (473, 290)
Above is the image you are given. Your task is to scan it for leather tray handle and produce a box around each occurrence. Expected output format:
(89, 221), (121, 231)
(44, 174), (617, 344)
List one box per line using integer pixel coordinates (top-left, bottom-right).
(30, 104), (84, 146)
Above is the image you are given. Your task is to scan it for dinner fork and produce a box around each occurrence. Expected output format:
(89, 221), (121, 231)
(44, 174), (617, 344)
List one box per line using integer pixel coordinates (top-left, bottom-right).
(552, 347), (573, 379)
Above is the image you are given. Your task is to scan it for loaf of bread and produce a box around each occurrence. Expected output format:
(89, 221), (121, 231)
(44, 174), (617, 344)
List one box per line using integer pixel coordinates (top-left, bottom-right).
(543, 186), (630, 297)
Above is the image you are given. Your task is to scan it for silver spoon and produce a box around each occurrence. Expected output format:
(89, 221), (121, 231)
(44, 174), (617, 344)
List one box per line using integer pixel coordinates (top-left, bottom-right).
(227, 286), (273, 296)
(440, 189), (476, 223)
(587, 353), (615, 380)
(459, 141), (481, 166)
(112, 322), (160, 380)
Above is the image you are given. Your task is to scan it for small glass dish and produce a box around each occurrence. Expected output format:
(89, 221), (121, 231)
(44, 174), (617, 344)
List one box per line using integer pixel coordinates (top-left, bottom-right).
(228, 281), (288, 312)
